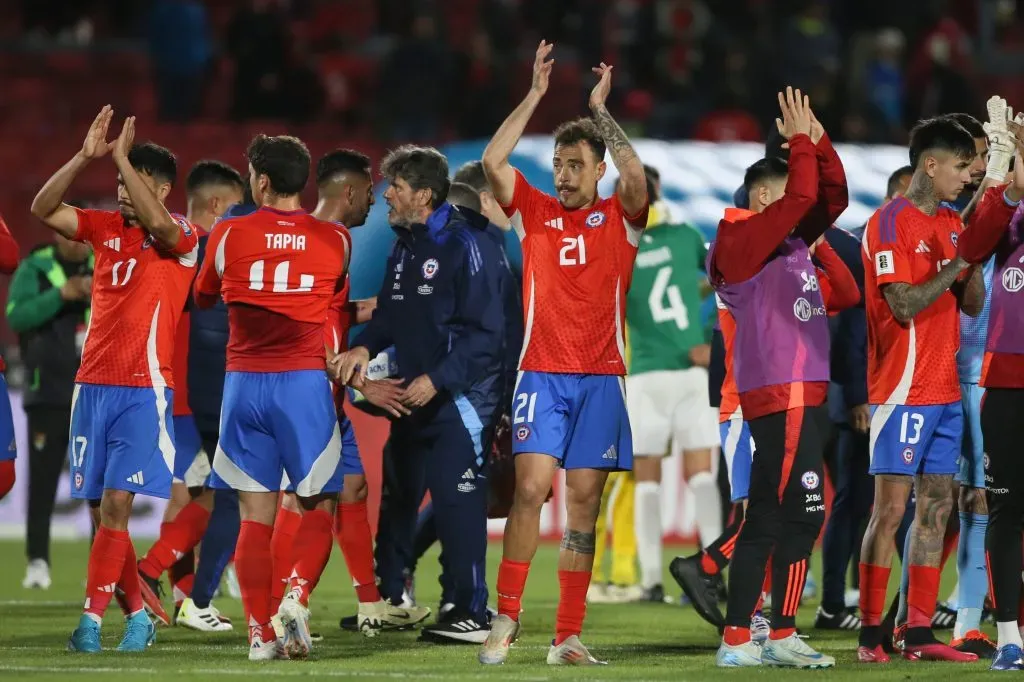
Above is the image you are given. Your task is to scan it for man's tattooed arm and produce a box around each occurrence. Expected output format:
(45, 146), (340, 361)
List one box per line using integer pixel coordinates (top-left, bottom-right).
(590, 103), (647, 216)
(882, 257), (969, 323)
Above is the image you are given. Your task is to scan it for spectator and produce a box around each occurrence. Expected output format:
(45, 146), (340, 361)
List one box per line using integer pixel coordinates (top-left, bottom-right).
(227, 0), (289, 120)
(148, 0), (212, 122)
(865, 29), (906, 132)
(7, 229), (92, 590)
(454, 30), (509, 139)
(780, 0), (840, 90)
(377, 14), (450, 141)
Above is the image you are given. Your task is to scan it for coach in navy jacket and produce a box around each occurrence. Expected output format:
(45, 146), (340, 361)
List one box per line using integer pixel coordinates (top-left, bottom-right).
(344, 147), (506, 638)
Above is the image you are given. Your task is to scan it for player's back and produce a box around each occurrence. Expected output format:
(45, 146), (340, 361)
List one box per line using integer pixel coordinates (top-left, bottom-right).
(626, 223), (707, 374)
(862, 197), (961, 405)
(505, 171), (646, 375)
(206, 207), (348, 372)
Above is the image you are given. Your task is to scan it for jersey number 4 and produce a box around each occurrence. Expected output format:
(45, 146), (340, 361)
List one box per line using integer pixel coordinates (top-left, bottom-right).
(649, 266), (689, 330)
(248, 259), (314, 293)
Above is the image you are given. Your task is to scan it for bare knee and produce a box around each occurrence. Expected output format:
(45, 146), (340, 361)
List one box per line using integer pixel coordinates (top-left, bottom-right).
(633, 455), (662, 483)
(279, 491), (301, 513)
(959, 486), (987, 515)
(100, 490), (134, 529)
(682, 448), (713, 481)
(340, 474), (368, 504)
(513, 475), (552, 509)
(564, 471), (607, 529)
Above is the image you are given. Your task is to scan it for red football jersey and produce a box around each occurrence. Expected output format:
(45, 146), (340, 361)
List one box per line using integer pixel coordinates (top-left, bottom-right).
(73, 208), (198, 388)
(171, 311), (192, 416)
(194, 207), (348, 372)
(502, 170), (648, 375)
(863, 197), (962, 405)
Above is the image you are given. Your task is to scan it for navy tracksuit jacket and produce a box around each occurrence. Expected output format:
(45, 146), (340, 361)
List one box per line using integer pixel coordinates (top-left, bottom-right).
(355, 202), (507, 622)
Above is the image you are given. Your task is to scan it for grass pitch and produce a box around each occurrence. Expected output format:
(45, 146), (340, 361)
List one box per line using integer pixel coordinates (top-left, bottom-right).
(0, 539), (998, 680)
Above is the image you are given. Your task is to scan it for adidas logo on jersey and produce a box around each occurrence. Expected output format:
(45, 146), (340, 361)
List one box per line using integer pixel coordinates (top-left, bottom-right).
(543, 217), (564, 231)
(126, 471), (145, 485)
(915, 240), (931, 254)
(462, 469), (475, 480)
(103, 238), (121, 252)
(602, 445), (617, 460)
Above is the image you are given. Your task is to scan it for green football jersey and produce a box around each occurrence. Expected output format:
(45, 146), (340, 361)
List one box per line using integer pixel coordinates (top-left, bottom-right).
(626, 222), (709, 374)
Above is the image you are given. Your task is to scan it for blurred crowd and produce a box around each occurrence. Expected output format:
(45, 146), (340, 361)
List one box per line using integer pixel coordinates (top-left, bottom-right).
(8, 0), (1024, 144)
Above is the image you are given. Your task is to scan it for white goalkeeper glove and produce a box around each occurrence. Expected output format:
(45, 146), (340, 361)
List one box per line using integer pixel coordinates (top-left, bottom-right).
(985, 95), (1014, 181)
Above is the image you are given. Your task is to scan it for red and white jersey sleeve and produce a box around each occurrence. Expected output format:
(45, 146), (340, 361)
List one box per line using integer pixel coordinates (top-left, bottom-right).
(500, 170), (648, 375)
(862, 198), (961, 405)
(73, 208), (199, 388)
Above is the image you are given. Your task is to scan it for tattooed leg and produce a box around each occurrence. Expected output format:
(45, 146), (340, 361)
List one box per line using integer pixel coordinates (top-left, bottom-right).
(561, 469), (608, 572)
(908, 474), (957, 567)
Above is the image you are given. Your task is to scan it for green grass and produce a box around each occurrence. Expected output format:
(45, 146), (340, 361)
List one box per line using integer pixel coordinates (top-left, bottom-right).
(0, 539), (999, 680)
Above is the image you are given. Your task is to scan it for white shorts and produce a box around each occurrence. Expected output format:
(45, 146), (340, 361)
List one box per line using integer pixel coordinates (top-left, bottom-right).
(625, 368), (719, 456)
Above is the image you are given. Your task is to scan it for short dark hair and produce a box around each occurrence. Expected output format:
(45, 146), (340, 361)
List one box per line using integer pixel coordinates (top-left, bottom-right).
(246, 134), (310, 196)
(553, 118), (606, 162)
(908, 117), (976, 169)
(380, 145), (450, 209)
(886, 165), (914, 199)
(453, 160), (488, 194)
(186, 160), (244, 198)
(317, 149), (372, 186)
(743, 157), (789, 194)
(448, 181), (482, 213)
(943, 112), (986, 140)
(128, 142), (177, 186)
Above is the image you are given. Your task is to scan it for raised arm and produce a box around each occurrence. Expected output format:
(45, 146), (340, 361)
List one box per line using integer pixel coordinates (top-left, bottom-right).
(482, 41), (553, 206)
(589, 63), (647, 217)
(794, 123), (848, 245)
(110, 116), (186, 251)
(30, 106), (115, 240)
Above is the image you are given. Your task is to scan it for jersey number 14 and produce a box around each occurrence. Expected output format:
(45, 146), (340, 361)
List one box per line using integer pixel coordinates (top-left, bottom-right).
(649, 266), (688, 330)
(248, 259), (314, 293)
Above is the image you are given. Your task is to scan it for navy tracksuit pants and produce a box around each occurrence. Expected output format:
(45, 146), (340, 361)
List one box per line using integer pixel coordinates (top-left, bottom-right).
(374, 400), (493, 623)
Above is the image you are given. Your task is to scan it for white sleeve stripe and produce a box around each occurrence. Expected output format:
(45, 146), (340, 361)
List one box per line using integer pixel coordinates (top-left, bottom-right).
(214, 227), (231, 277)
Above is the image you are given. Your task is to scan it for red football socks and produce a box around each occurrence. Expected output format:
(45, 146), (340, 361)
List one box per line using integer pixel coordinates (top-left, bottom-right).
(496, 559), (530, 621)
(859, 563), (892, 627)
(118, 538), (144, 615)
(907, 565), (940, 628)
(555, 570), (591, 646)
(170, 549), (195, 603)
(236, 520), (274, 640)
(724, 625), (751, 646)
(336, 501), (380, 603)
(84, 526), (130, 619)
(286, 509), (334, 606)
(138, 502), (210, 580)
(270, 506), (302, 604)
